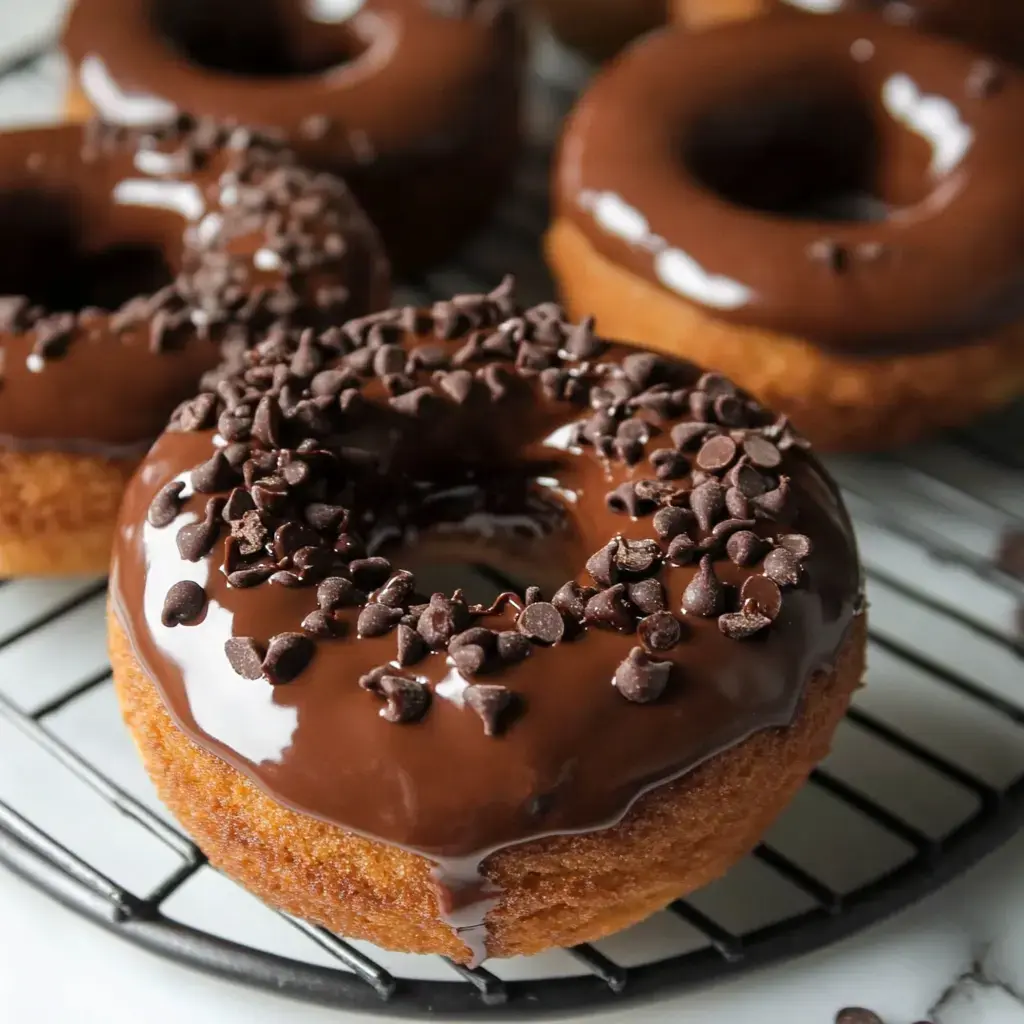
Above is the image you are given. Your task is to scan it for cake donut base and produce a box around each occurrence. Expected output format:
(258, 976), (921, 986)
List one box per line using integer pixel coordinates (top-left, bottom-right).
(0, 451), (135, 576)
(109, 613), (865, 963)
(547, 219), (1024, 452)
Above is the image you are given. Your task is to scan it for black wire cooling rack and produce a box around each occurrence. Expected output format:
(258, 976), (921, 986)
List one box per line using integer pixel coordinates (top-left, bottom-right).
(1, 28), (1024, 1020)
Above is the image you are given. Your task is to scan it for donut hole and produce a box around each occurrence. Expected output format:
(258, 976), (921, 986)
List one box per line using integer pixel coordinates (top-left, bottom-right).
(0, 189), (174, 313)
(149, 0), (366, 78)
(683, 78), (933, 222)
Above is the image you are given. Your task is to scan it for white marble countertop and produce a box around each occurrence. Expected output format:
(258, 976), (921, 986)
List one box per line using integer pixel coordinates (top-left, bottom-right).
(1, 3), (1023, 1022)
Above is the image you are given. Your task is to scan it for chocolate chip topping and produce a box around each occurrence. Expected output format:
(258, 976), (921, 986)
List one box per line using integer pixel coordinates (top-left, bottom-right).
(614, 647), (671, 703)
(133, 284), (838, 755)
(161, 580), (206, 627)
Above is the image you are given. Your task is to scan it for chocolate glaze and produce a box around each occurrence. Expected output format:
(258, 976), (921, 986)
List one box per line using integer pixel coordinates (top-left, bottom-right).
(766, 0), (1024, 70)
(0, 122), (387, 455)
(554, 15), (1024, 356)
(62, 0), (523, 272)
(530, 0), (666, 62)
(110, 288), (861, 959)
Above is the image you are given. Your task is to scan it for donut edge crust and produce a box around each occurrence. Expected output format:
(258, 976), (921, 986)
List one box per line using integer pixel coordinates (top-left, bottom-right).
(109, 611), (866, 962)
(0, 451), (135, 575)
(547, 217), (1024, 451)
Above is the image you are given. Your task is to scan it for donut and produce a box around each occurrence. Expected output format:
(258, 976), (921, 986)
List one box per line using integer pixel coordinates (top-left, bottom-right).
(109, 280), (865, 964)
(0, 119), (387, 576)
(547, 16), (1024, 451)
(530, 0), (666, 63)
(61, 0), (523, 273)
(674, 0), (1024, 68)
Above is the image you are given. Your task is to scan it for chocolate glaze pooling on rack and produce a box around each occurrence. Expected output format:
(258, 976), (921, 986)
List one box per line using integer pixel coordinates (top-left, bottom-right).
(110, 282), (861, 962)
(0, 120), (387, 456)
(555, 15), (1024, 355)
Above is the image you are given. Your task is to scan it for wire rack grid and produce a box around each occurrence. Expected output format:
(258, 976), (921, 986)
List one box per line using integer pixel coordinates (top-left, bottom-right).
(0, 28), (1024, 1020)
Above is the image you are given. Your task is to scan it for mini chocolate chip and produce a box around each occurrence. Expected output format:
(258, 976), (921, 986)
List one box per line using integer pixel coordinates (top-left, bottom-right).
(614, 647), (671, 703)
(391, 386), (440, 417)
(671, 421), (710, 450)
(418, 595), (457, 650)
(464, 683), (514, 737)
(376, 570), (415, 608)
(232, 509), (268, 556)
(315, 576), (362, 610)
(741, 574), (783, 619)
(161, 580), (206, 627)
(636, 479), (678, 504)
(517, 601), (565, 645)
(222, 487), (256, 523)
(614, 537), (661, 576)
(251, 395), (281, 447)
(453, 644), (488, 676)
(224, 636), (265, 679)
(250, 482), (288, 514)
(713, 394), (745, 427)
(551, 581), (595, 621)
(696, 372), (736, 397)
(752, 476), (792, 520)
(334, 534), (366, 562)
(742, 435), (782, 469)
(689, 390), (712, 422)
(176, 500), (223, 562)
(191, 451), (235, 493)
(496, 630), (532, 664)
(218, 405), (253, 442)
(227, 565), (274, 588)
(764, 547), (801, 587)
(349, 556), (392, 590)
(586, 541), (618, 587)
(148, 481), (186, 528)
(628, 578), (666, 615)
(373, 344), (405, 377)
(696, 434), (738, 473)
(565, 315), (604, 359)
(524, 586), (543, 606)
(605, 481), (652, 517)
(304, 503), (347, 532)
(726, 458), (769, 497)
(269, 570), (303, 587)
(584, 583), (635, 632)
(718, 601), (773, 640)
(392, 623), (425, 667)
(379, 675), (430, 724)
(621, 352), (665, 388)
(779, 533), (813, 560)
(301, 609), (342, 638)
(726, 530), (766, 567)
(437, 369), (475, 404)
(690, 479), (726, 533)
(651, 506), (688, 540)
(682, 555), (726, 617)
(273, 522), (321, 561)
(711, 517), (757, 541)
(667, 533), (698, 565)
(725, 487), (751, 519)
(357, 602), (403, 638)
(649, 447), (689, 479)
(638, 611), (682, 652)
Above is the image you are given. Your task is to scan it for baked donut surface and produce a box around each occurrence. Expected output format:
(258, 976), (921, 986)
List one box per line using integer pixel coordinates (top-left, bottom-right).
(675, 0), (1024, 68)
(548, 15), (1024, 449)
(0, 120), (387, 574)
(62, 0), (522, 272)
(110, 282), (863, 962)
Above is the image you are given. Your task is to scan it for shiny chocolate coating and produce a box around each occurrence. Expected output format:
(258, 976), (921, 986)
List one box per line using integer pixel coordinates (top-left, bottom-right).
(554, 15), (1024, 355)
(110, 295), (861, 879)
(0, 122), (388, 456)
(61, 0), (523, 272)
(767, 0), (1024, 69)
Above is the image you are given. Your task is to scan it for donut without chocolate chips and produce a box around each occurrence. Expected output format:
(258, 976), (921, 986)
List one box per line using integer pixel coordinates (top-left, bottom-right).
(674, 0), (1024, 70)
(547, 15), (1024, 450)
(109, 281), (865, 963)
(0, 120), (387, 575)
(62, 0), (523, 273)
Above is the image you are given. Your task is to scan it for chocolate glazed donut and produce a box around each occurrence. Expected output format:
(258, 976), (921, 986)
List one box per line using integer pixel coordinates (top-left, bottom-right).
(0, 120), (387, 575)
(61, 0), (523, 273)
(109, 281), (864, 964)
(676, 0), (1024, 69)
(548, 15), (1024, 449)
